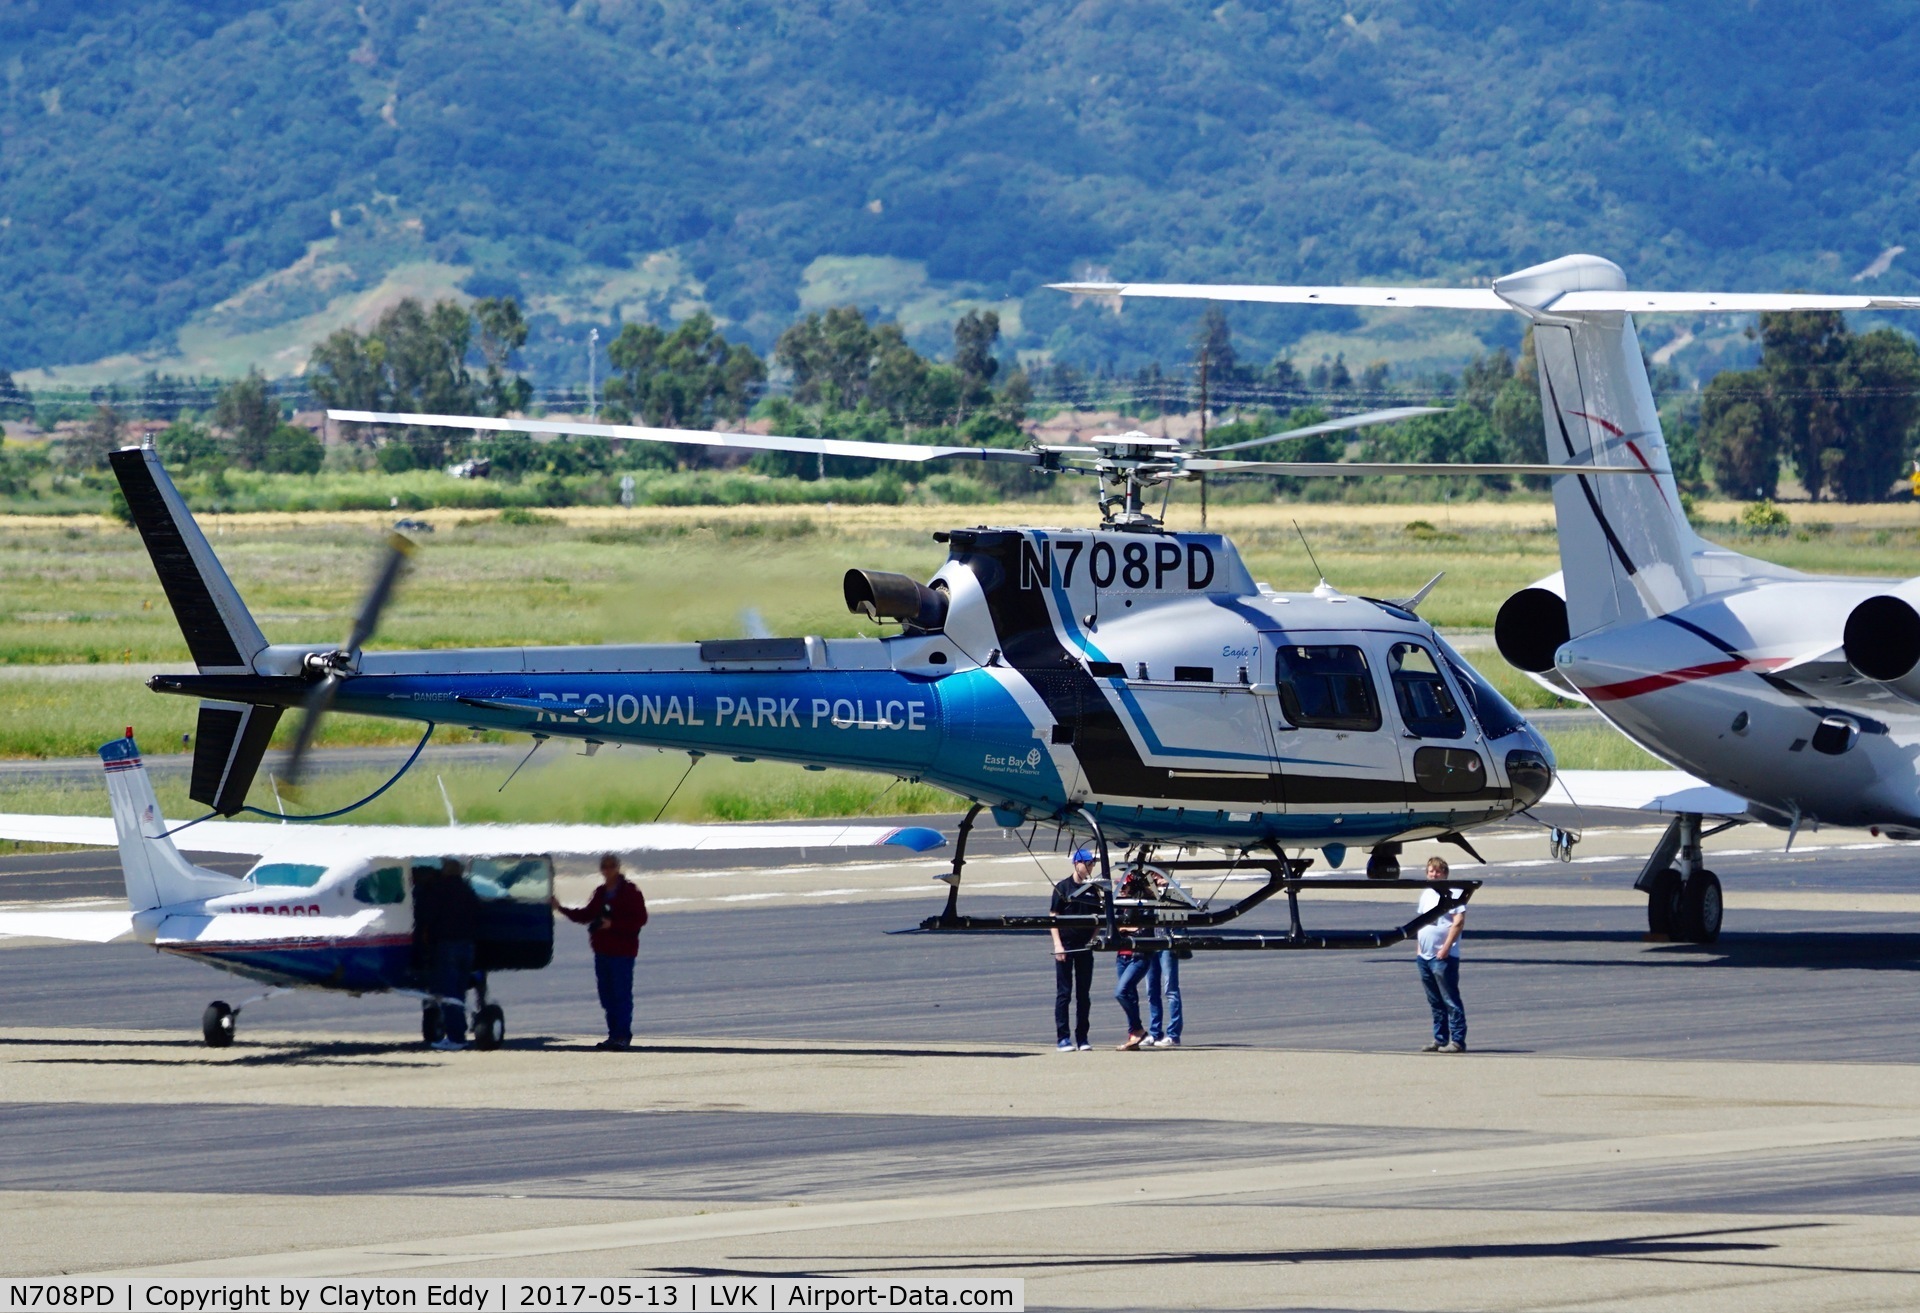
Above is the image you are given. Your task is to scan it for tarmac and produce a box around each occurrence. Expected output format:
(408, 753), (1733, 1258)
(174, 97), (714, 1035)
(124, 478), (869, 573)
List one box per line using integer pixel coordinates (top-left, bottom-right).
(2, 816), (1919, 1309)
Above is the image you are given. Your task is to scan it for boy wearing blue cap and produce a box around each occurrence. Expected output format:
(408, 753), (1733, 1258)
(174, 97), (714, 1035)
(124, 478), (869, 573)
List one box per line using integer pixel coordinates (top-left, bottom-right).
(1050, 847), (1099, 1050)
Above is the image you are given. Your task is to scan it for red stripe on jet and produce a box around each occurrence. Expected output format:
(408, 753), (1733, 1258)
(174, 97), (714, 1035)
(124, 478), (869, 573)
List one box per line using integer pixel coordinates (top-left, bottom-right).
(1568, 410), (1673, 510)
(1582, 655), (1788, 702)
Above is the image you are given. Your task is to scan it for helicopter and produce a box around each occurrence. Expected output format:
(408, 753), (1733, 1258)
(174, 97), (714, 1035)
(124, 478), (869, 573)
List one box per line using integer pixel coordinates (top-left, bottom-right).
(1050, 251), (1920, 946)
(106, 409), (1641, 951)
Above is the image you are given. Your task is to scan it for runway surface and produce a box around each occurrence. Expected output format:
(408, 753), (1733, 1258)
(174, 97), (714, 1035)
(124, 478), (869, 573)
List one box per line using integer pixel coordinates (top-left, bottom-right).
(3, 819), (1920, 1309)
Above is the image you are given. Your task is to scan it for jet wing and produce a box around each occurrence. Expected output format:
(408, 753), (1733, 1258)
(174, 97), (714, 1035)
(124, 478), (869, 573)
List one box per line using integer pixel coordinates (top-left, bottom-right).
(0, 815), (947, 860)
(1544, 770), (1751, 817)
(0, 910), (137, 943)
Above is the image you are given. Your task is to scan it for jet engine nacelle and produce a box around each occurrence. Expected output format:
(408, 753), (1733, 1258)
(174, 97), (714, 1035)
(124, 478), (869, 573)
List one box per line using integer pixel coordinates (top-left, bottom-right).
(1843, 591), (1920, 700)
(1494, 586), (1571, 673)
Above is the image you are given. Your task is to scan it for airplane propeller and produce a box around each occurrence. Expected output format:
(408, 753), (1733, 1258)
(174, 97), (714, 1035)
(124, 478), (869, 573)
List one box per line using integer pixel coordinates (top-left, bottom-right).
(284, 531), (415, 786)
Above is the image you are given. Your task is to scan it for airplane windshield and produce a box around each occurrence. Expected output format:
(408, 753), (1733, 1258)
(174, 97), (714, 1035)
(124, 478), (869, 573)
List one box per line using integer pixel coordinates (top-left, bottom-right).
(251, 862), (327, 888)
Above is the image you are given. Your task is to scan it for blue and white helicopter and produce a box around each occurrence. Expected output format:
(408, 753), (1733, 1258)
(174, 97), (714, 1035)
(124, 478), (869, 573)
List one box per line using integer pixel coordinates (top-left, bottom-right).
(101, 419), (1638, 958)
(0, 732), (944, 1046)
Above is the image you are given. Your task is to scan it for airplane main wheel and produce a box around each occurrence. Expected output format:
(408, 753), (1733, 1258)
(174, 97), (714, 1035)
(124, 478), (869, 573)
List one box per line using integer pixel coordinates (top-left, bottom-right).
(421, 1002), (445, 1047)
(472, 1004), (505, 1051)
(202, 1002), (235, 1048)
(1646, 868), (1682, 936)
(1675, 870), (1723, 945)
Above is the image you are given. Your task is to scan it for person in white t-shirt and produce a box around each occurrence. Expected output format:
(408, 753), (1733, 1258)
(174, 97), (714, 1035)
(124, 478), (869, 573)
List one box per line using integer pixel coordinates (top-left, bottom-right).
(1415, 855), (1467, 1053)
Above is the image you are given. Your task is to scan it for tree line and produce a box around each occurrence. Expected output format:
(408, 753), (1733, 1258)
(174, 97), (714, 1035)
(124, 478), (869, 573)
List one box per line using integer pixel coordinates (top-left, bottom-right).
(11, 296), (1920, 504)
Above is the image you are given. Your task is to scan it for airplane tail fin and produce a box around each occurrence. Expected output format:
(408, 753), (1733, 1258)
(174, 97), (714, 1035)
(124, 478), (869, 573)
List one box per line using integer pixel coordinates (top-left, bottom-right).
(1494, 256), (1705, 637)
(108, 445), (282, 814)
(101, 734), (239, 911)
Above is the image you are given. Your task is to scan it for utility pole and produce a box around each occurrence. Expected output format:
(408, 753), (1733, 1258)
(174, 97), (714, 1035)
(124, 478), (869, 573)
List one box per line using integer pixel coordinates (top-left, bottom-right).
(1197, 346), (1210, 531)
(588, 327), (600, 420)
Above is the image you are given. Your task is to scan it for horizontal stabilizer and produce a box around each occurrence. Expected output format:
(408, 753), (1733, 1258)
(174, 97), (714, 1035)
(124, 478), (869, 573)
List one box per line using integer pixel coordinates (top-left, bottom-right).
(1050, 281), (1920, 316)
(0, 910), (137, 943)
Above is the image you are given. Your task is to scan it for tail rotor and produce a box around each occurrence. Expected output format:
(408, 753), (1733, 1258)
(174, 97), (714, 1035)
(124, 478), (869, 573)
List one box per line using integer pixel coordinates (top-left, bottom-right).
(285, 532), (415, 786)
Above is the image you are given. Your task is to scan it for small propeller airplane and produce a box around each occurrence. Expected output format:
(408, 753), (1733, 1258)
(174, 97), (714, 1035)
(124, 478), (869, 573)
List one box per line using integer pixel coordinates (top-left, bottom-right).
(95, 397), (1651, 958)
(1054, 252), (1920, 944)
(0, 731), (944, 1047)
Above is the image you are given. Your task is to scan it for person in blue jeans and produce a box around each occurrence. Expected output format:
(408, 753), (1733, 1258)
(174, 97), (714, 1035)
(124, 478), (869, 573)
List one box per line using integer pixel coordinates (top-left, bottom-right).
(1146, 950), (1182, 1047)
(1414, 855), (1467, 1053)
(1114, 948), (1150, 1049)
(553, 853), (649, 1050)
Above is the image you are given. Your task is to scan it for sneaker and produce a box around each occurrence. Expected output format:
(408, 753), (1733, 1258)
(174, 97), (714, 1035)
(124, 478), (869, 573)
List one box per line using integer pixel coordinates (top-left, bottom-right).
(1117, 1032), (1146, 1051)
(1439, 1041), (1464, 1054)
(1076, 1041), (1092, 1051)
(431, 1038), (465, 1052)
(1057, 1039), (1075, 1051)
(593, 1038), (632, 1051)
(1163, 1037), (1181, 1047)
(1422, 1041), (1443, 1053)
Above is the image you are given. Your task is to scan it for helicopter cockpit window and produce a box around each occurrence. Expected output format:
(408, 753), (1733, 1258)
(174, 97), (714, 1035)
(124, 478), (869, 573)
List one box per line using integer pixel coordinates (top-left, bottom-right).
(1273, 645), (1381, 732)
(1388, 642), (1466, 740)
(1433, 633), (1532, 740)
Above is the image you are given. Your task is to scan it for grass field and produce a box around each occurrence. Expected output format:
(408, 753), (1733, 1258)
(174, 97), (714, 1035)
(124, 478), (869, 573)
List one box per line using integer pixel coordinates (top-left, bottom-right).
(0, 497), (1909, 819)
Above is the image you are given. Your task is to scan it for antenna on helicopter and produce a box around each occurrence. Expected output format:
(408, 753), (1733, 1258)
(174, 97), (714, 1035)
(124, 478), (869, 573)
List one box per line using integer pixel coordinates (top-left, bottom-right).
(1292, 519), (1327, 588)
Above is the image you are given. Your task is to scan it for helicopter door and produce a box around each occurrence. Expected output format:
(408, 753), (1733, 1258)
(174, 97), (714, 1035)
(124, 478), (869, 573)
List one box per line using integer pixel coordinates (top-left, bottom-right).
(1383, 641), (1490, 804)
(1263, 637), (1408, 821)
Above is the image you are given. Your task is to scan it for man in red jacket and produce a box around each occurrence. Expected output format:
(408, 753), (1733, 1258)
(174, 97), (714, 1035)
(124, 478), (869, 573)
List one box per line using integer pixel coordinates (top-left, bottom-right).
(552, 853), (649, 1049)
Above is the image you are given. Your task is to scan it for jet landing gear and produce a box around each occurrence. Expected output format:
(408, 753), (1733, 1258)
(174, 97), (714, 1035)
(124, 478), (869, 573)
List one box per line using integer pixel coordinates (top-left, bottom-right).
(1635, 812), (1727, 945)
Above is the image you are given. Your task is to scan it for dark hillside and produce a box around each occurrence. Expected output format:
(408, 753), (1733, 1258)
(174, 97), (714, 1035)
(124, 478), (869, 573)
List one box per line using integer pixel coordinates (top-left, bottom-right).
(3, 0), (1918, 373)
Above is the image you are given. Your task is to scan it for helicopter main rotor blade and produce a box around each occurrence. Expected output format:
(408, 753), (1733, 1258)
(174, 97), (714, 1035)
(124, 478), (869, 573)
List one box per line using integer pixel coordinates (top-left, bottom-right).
(328, 411), (1041, 467)
(1182, 459), (1653, 477)
(1202, 407), (1448, 455)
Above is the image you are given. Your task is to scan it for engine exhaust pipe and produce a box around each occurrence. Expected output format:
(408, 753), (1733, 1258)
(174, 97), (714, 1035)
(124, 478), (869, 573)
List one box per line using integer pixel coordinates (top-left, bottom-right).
(843, 570), (949, 632)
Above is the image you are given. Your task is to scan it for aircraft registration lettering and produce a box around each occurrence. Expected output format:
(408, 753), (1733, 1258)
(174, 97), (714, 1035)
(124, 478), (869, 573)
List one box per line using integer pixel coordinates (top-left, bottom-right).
(1021, 538), (1217, 592)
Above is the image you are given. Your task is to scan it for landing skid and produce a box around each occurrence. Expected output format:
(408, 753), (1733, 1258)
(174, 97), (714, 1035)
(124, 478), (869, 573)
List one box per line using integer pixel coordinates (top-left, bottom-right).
(916, 803), (1479, 951)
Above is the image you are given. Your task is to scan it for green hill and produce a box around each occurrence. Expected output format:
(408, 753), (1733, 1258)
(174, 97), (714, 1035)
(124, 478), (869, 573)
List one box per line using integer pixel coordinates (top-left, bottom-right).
(5, 0), (1920, 384)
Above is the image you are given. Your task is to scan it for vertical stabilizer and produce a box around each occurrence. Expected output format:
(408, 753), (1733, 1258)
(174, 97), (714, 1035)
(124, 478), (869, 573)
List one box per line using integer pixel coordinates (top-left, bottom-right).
(1494, 256), (1703, 637)
(100, 735), (238, 911)
(108, 445), (268, 672)
(108, 446), (282, 814)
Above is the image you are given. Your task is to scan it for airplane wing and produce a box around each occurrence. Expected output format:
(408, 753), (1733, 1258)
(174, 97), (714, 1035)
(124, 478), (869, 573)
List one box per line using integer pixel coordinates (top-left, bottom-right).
(0, 815), (947, 860)
(0, 910), (137, 943)
(1544, 770), (1751, 817)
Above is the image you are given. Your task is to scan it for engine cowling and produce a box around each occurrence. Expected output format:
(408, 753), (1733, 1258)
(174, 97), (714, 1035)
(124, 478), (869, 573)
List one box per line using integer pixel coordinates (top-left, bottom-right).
(1844, 593), (1920, 697)
(1494, 587), (1571, 674)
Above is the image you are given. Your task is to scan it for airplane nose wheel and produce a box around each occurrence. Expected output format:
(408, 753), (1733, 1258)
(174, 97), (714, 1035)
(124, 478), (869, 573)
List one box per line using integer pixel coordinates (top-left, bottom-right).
(202, 1001), (236, 1047)
(473, 1003), (505, 1051)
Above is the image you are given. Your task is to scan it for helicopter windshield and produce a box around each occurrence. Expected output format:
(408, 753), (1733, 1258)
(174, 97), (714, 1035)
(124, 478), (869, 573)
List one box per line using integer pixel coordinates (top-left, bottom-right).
(1432, 634), (1531, 740)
